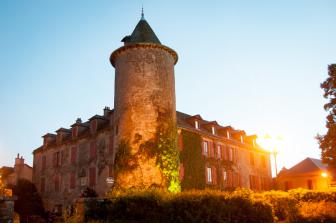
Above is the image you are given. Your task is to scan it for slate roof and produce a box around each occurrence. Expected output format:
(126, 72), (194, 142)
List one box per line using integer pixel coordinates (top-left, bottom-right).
(278, 157), (328, 177)
(34, 109), (260, 153)
(121, 18), (161, 45)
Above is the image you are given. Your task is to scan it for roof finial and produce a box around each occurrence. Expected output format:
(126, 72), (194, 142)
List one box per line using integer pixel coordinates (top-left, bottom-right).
(141, 5), (145, 20)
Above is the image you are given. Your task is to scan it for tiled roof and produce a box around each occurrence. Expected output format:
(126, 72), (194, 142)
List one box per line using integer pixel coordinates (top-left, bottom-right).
(278, 157), (328, 177)
(122, 19), (161, 45)
(34, 109), (259, 153)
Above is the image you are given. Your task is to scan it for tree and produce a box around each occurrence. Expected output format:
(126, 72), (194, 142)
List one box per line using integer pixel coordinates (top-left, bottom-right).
(10, 179), (45, 223)
(317, 64), (336, 169)
(80, 187), (98, 198)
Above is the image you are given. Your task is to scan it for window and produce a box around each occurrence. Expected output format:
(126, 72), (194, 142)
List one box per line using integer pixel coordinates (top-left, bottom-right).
(217, 145), (221, 159)
(90, 141), (97, 159)
(70, 172), (76, 189)
(195, 120), (199, 129)
(261, 155), (266, 168)
(307, 179), (313, 189)
(109, 135), (114, 154)
(53, 152), (61, 167)
(223, 169), (227, 183)
(89, 167), (96, 187)
(203, 141), (208, 156)
(72, 127), (78, 138)
(228, 147), (233, 161)
(41, 178), (45, 193)
(211, 126), (216, 135)
(42, 155), (46, 169)
(250, 152), (255, 166)
(227, 131), (230, 139)
(108, 164), (114, 177)
(90, 120), (97, 134)
(240, 135), (244, 143)
(54, 175), (60, 192)
(284, 181), (292, 191)
(71, 146), (77, 164)
(207, 167), (212, 183)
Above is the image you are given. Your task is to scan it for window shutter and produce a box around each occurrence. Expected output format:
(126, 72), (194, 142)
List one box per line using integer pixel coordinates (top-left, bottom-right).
(212, 167), (217, 185)
(179, 164), (184, 180)
(54, 175), (59, 192)
(89, 167), (96, 187)
(70, 172), (76, 189)
(42, 156), (46, 169)
(41, 178), (45, 193)
(71, 146), (77, 164)
(90, 141), (97, 158)
(178, 133), (184, 151)
(109, 136), (113, 154)
(210, 142), (214, 157)
(53, 153), (57, 167)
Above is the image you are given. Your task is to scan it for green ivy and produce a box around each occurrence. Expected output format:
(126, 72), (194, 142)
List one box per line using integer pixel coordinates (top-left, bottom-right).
(155, 124), (180, 192)
(114, 140), (137, 173)
(180, 130), (205, 190)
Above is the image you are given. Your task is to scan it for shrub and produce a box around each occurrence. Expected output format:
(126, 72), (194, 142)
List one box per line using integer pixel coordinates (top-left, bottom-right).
(84, 189), (273, 223)
(255, 190), (299, 222)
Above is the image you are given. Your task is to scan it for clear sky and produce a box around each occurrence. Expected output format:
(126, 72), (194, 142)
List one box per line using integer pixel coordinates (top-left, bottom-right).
(0, 1), (335, 174)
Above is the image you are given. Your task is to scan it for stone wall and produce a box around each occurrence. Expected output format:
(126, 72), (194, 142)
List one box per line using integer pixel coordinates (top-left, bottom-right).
(112, 44), (178, 190)
(0, 196), (15, 223)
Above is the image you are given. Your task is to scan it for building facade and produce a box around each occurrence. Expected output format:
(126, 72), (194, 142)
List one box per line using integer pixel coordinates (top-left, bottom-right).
(0, 154), (32, 186)
(277, 157), (331, 190)
(32, 14), (272, 211)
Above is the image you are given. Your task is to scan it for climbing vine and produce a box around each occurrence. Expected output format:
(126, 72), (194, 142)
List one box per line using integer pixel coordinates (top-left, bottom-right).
(113, 110), (180, 192)
(180, 130), (205, 190)
(114, 140), (137, 173)
(138, 111), (180, 192)
(155, 123), (180, 192)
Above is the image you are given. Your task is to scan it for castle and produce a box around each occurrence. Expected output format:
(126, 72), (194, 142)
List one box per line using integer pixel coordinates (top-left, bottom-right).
(32, 13), (272, 212)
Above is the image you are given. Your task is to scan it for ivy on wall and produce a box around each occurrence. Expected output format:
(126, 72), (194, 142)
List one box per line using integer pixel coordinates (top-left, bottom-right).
(154, 123), (180, 192)
(180, 130), (205, 190)
(113, 110), (181, 193)
(113, 140), (137, 174)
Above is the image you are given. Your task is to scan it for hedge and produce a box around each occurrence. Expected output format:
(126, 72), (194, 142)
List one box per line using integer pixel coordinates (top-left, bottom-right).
(84, 190), (273, 223)
(72, 189), (336, 223)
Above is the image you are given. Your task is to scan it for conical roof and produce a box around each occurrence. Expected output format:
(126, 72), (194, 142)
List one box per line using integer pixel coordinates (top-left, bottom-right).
(122, 18), (161, 45)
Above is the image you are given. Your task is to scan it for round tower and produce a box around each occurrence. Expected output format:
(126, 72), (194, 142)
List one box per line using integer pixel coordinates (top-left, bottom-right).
(110, 12), (179, 190)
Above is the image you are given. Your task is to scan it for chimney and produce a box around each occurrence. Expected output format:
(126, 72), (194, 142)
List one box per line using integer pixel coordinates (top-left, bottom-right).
(15, 154), (24, 166)
(104, 106), (111, 117)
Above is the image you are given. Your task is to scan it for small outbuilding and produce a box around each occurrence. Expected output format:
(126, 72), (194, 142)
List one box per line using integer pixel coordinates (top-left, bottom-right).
(276, 157), (331, 190)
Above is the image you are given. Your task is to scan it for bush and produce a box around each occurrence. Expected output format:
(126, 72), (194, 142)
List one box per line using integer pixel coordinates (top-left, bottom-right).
(254, 190), (299, 222)
(80, 189), (336, 223)
(84, 189), (273, 223)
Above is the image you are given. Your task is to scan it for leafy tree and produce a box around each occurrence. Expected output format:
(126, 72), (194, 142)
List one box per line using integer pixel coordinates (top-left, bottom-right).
(80, 187), (98, 198)
(10, 179), (45, 223)
(317, 64), (336, 169)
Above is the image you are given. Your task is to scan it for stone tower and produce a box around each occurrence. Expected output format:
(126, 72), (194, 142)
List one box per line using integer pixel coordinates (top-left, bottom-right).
(110, 12), (179, 191)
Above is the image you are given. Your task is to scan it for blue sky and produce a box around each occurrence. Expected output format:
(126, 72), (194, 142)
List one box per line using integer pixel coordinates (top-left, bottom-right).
(0, 1), (335, 173)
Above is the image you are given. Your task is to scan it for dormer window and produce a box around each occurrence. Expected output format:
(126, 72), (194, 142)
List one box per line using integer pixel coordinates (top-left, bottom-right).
(211, 126), (216, 135)
(195, 120), (199, 129)
(227, 131), (230, 139)
(90, 119), (97, 134)
(72, 127), (78, 139)
(57, 134), (62, 144)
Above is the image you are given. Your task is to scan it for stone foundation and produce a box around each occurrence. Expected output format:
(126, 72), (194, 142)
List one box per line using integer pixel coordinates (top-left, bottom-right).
(0, 196), (16, 223)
